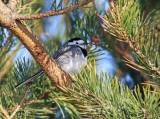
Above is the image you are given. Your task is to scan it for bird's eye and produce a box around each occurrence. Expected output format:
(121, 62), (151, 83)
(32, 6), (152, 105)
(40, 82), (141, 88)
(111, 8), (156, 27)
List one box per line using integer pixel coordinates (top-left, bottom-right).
(76, 42), (78, 44)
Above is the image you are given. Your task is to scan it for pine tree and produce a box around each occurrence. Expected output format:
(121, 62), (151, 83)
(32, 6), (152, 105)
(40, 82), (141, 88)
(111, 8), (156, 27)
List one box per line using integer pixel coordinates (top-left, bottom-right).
(0, 0), (160, 118)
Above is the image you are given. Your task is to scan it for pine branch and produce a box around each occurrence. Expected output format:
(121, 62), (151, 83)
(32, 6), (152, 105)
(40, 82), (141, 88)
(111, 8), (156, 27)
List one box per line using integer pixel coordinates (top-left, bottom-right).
(92, 1), (128, 56)
(93, 1), (151, 84)
(54, 62), (160, 118)
(127, 38), (160, 76)
(14, 0), (93, 20)
(100, 0), (160, 79)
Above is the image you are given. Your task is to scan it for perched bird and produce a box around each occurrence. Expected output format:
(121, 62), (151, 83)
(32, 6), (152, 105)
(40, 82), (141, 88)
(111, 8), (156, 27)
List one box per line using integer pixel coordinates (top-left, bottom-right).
(15, 38), (88, 89)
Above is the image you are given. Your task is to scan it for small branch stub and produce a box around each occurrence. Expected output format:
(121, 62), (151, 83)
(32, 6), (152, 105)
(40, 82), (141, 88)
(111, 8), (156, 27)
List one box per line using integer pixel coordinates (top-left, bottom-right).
(87, 34), (100, 51)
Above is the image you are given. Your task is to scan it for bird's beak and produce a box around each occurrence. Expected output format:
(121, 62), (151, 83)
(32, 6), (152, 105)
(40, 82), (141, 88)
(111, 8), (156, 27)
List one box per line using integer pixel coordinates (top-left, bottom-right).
(83, 43), (89, 45)
(80, 43), (88, 49)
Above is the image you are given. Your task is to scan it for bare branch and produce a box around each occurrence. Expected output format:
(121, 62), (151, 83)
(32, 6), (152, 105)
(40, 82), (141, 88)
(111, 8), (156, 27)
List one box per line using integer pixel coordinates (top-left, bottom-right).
(10, 84), (31, 119)
(0, 104), (10, 119)
(7, 0), (18, 11)
(14, 0), (93, 20)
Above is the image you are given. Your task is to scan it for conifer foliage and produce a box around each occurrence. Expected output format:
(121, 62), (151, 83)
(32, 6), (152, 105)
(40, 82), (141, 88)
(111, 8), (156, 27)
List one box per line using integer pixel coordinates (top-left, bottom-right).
(0, 0), (160, 118)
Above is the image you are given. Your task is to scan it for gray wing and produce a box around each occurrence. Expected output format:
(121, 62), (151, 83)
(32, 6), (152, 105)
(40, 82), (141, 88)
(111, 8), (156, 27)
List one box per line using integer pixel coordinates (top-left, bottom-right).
(53, 45), (82, 66)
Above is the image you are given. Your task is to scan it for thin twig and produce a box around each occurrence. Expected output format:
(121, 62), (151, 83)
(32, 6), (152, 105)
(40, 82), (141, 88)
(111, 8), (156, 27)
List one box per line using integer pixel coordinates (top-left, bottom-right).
(0, 104), (10, 119)
(10, 84), (31, 119)
(23, 86), (56, 107)
(8, 87), (56, 113)
(14, 0), (93, 20)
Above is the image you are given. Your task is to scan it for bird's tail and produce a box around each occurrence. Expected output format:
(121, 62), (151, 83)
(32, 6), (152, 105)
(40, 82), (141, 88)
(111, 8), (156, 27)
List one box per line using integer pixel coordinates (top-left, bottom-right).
(15, 70), (44, 89)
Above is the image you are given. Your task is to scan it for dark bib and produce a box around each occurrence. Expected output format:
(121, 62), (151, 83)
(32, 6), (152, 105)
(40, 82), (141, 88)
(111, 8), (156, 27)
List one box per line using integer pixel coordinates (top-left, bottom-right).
(78, 46), (87, 57)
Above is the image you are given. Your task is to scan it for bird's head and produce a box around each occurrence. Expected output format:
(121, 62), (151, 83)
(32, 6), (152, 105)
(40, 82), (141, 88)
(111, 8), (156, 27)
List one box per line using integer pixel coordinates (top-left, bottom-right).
(67, 38), (87, 49)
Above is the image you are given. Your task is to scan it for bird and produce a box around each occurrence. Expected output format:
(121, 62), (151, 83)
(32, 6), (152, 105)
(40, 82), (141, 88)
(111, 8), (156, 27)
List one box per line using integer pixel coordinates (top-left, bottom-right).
(15, 38), (88, 89)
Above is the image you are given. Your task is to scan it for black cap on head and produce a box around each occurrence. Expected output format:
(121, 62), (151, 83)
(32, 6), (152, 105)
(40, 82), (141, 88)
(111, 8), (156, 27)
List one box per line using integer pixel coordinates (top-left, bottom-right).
(68, 38), (82, 42)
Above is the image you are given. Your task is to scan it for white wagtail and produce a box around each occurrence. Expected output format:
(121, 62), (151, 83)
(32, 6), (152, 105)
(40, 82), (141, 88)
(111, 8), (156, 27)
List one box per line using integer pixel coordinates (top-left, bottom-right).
(15, 38), (88, 88)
